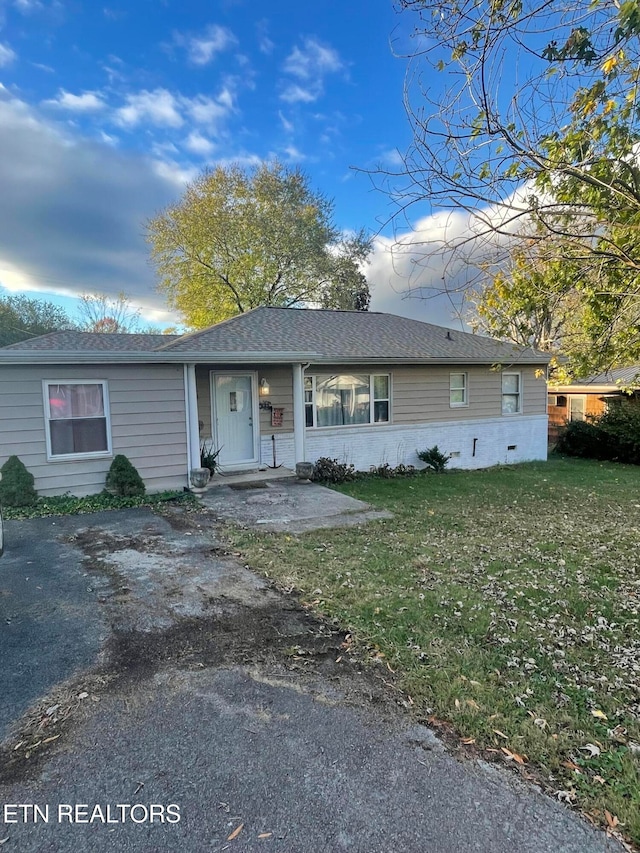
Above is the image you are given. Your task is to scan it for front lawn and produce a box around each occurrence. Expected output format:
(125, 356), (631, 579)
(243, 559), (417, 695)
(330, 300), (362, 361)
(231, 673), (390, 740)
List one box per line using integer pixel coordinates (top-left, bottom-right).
(231, 457), (640, 845)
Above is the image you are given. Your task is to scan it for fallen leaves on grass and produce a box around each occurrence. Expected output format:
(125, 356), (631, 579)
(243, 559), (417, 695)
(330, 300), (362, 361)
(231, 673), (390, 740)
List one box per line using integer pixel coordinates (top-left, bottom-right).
(501, 747), (527, 765)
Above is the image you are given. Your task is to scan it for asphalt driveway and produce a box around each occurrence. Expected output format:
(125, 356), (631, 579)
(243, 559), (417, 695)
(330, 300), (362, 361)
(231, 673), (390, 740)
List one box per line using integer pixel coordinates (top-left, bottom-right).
(0, 505), (625, 852)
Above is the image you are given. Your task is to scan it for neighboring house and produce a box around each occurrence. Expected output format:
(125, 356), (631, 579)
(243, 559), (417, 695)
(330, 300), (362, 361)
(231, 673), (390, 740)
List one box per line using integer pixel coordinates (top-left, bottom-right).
(548, 365), (640, 442)
(0, 307), (550, 496)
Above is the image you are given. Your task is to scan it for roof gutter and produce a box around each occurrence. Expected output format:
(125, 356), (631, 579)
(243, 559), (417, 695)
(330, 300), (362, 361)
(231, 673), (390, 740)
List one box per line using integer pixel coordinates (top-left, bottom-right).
(552, 384), (639, 394)
(0, 350), (322, 366)
(0, 352), (551, 367)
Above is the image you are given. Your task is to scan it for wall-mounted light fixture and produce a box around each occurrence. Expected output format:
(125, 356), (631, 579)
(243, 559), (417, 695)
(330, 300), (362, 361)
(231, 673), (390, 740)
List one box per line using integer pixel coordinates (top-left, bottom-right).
(259, 377), (272, 410)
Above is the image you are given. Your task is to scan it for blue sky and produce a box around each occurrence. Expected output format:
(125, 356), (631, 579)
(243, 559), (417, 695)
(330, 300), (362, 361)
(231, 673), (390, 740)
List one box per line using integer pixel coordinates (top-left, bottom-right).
(0, 0), (465, 328)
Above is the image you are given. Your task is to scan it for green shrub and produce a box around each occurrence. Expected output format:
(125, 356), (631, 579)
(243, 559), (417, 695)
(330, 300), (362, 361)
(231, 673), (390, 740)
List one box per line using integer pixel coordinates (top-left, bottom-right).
(0, 455), (38, 506)
(105, 454), (146, 497)
(370, 462), (417, 478)
(312, 457), (357, 484)
(555, 419), (606, 459)
(556, 402), (640, 464)
(416, 445), (451, 473)
(597, 402), (640, 464)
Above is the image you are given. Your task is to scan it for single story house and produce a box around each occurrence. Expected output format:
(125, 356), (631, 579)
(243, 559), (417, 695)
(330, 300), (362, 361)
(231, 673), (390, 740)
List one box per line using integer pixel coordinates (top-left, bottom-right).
(548, 365), (640, 442)
(0, 307), (550, 496)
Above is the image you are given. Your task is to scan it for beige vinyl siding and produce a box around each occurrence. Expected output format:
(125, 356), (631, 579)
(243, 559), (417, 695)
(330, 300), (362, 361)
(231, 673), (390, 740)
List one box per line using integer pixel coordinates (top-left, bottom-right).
(257, 366), (294, 434)
(0, 364), (188, 496)
(196, 364), (294, 440)
(307, 363), (547, 425)
(522, 367), (547, 415)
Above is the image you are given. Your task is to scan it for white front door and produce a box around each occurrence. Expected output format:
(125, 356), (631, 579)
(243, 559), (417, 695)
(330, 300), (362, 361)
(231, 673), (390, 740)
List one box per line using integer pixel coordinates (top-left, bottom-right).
(212, 373), (257, 467)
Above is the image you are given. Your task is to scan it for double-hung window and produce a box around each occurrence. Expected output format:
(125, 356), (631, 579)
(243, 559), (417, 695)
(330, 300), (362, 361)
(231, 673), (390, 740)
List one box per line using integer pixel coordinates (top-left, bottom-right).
(44, 380), (111, 459)
(501, 372), (521, 414)
(449, 372), (468, 407)
(304, 374), (390, 427)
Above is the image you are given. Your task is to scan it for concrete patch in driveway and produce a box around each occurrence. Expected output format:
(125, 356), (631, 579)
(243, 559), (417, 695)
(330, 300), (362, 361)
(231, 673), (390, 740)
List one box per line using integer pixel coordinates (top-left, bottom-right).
(200, 479), (392, 532)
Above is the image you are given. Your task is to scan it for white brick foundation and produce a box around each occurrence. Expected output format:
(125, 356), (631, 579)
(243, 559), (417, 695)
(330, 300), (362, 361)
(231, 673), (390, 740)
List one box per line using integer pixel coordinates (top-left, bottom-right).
(263, 415), (548, 471)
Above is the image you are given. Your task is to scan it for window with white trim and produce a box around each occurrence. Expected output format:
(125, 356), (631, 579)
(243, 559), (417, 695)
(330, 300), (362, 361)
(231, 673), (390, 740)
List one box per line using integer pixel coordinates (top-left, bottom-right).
(501, 372), (521, 414)
(449, 372), (468, 407)
(304, 374), (390, 427)
(44, 381), (111, 458)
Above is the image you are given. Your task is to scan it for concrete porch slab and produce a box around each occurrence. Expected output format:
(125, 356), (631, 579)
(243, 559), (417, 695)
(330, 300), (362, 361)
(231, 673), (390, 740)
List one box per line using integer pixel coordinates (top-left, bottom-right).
(206, 467), (296, 489)
(199, 478), (392, 533)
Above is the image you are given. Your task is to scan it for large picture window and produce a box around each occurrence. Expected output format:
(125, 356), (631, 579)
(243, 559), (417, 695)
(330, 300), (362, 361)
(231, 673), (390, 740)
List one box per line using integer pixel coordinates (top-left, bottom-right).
(304, 374), (390, 428)
(44, 381), (111, 458)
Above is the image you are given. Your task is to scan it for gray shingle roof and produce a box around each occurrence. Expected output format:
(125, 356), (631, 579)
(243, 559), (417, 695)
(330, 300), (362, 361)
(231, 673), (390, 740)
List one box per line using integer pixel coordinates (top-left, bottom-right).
(2, 331), (179, 352)
(0, 308), (549, 364)
(157, 307), (548, 363)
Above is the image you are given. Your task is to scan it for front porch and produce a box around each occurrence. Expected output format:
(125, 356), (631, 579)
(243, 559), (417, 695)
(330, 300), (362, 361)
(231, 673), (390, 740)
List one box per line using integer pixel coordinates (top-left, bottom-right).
(183, 362), (305, 478)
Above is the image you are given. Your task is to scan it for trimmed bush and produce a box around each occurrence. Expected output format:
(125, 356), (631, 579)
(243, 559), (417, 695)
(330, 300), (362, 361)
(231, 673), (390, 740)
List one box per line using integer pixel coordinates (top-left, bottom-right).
(0, 455), (38, 507)
(312, 457), (357, 484)
(416, 445), (451, 473)
(105, 454), (146, 497)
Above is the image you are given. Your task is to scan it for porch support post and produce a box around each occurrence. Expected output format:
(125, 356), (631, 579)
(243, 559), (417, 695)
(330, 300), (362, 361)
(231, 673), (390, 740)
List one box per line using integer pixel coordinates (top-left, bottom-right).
(292, 362), (306, 464)
(185, 363), (201, 471)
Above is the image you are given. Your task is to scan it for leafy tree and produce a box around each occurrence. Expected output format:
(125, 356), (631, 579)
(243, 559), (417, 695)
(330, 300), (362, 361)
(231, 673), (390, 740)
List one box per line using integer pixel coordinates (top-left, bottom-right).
(0, 294), (74, 346)
(78, 292), (142, 333)
(390, 0), (640, 375)
(146, 161), (372, 327)
(468, 240), (592, 371)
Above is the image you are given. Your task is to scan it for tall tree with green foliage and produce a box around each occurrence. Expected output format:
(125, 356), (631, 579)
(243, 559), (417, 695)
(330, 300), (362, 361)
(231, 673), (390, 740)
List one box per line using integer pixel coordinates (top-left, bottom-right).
(0, 294), (74, 346)
(391, 0), (640, 375)
(146, 161), (372, 327)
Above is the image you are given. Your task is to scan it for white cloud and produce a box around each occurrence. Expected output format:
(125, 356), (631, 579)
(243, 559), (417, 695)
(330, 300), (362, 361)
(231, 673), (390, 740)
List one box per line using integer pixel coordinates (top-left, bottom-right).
(0, 43), (17, 67)
(99, 130), (118, 146)
(184, 95), (229, 127)
(280, 37), (344, 103)
(184, 131), (215, 157)
(278, 110), (294, 133)
(280, 84), (316, 104)
(366, 208), (516, 327)
(283, 144), (305, 161)
(45, 89), (106, 112)
(256, 20), (274, 55)
(116, 88), (183, 128)
(152, 158), (198, 188)
(179, 24), (236, 66)
(283, 38), (342, 79)
(13, 0), (43, 12)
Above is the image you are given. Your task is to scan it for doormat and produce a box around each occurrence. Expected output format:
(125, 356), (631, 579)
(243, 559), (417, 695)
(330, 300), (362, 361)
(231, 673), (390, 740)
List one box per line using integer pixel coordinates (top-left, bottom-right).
(228, 481), (268, 490)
